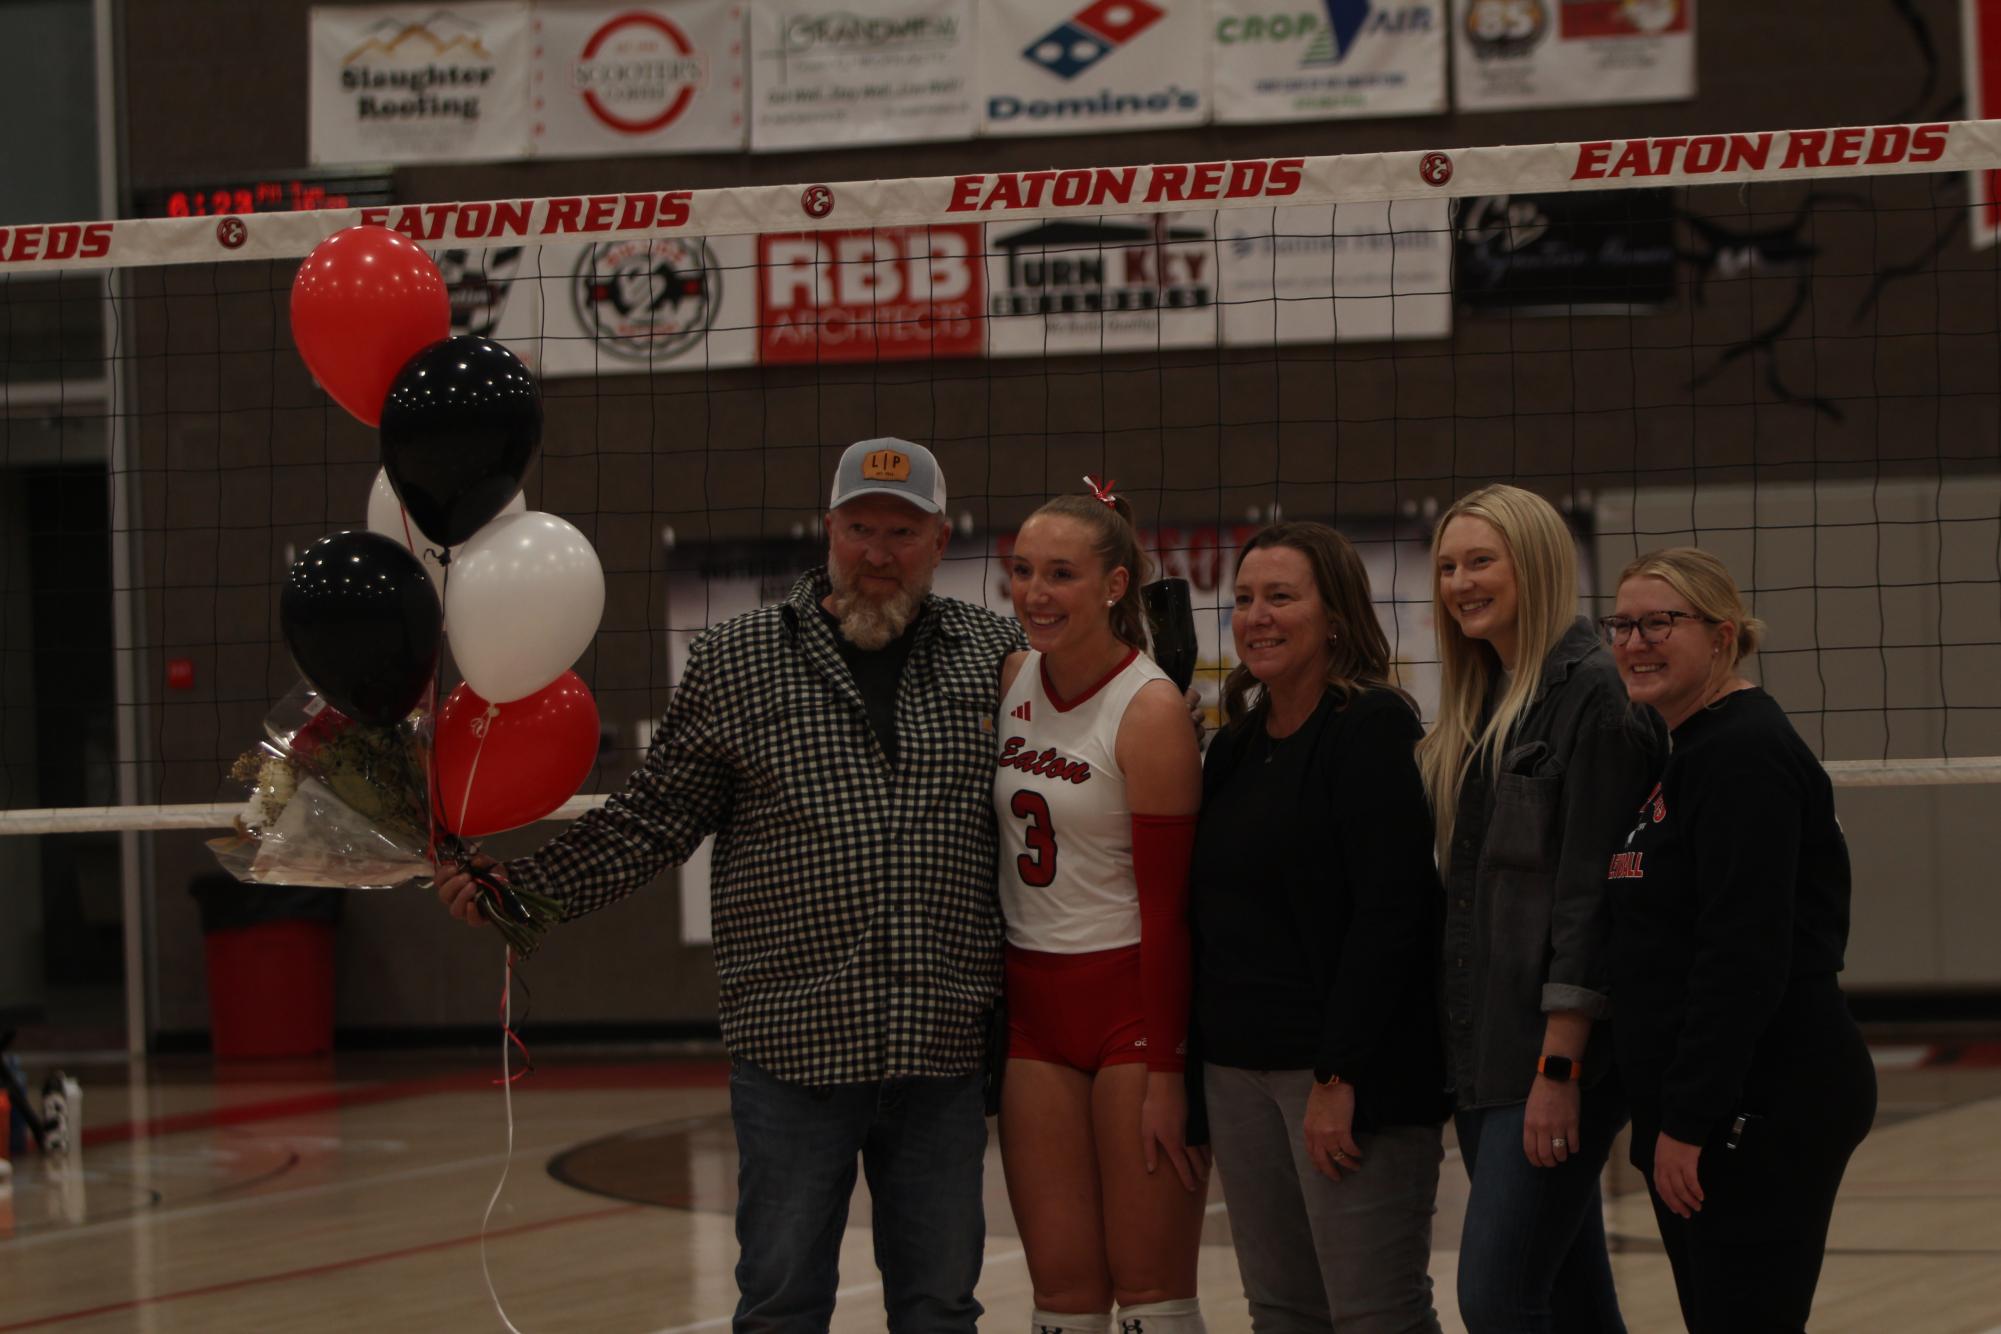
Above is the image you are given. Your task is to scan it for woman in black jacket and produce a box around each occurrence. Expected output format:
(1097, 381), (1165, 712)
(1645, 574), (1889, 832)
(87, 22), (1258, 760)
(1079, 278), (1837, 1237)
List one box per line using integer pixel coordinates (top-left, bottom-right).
(1191, 522), (1447, 1333)
(1604, 548), (1875, 1333)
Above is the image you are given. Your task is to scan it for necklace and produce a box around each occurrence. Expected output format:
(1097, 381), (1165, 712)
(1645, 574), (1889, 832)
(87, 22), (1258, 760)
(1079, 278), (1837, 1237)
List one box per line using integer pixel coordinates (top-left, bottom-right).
(1261, 721), (1300, 764)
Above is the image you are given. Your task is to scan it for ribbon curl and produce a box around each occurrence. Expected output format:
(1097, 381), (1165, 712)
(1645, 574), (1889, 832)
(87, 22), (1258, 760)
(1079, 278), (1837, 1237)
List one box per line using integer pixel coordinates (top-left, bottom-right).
(1083, 475), (1119, 508)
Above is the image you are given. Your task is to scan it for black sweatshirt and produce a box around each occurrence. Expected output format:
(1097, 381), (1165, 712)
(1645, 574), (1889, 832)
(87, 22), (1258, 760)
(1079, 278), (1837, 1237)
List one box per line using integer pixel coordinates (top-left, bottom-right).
(1606, 687), (1853, 1147)
(1190, 686), (1448, 1132)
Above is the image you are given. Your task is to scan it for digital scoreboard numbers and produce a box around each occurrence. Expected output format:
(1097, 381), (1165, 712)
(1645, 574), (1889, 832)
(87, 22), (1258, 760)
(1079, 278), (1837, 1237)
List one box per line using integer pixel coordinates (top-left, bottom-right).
(129, 168), (395, 219)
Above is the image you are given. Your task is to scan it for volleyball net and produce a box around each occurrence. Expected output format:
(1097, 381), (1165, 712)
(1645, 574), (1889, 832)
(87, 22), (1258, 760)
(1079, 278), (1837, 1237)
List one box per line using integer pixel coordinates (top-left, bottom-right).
(4, 119), (2001, 845)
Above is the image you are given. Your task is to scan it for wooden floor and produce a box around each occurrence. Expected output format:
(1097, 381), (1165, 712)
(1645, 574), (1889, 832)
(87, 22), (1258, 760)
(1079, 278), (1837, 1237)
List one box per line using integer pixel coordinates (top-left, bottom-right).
(1, 1042), (1997, 1332)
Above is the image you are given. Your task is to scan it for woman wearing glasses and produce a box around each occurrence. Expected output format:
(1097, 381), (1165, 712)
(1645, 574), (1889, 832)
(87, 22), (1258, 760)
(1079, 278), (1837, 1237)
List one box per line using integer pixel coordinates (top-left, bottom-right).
(1417, 485), (1665, 1333)
(1602, 549), (1875, 1333)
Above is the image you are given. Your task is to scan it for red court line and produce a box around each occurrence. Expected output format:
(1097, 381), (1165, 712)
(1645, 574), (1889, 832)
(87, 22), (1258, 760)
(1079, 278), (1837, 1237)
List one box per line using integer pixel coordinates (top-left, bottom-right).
(82, 1060), (730, 1148)
(0, 1201), (647, 1332)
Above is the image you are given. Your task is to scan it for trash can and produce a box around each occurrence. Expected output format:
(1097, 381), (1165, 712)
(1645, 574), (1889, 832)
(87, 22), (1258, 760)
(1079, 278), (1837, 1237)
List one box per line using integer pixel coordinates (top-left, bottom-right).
(189, 875), (342, 1059)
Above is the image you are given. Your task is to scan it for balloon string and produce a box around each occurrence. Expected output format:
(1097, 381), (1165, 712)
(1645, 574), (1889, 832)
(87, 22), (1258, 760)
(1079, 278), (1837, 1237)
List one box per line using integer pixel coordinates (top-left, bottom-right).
(456, 703), (500, 837)
(479, 952), (530, 1334)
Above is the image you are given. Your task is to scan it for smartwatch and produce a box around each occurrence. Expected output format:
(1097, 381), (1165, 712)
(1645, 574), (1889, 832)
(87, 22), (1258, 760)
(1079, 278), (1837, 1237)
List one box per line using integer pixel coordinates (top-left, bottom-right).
(1536, 1054), (1582, 1083)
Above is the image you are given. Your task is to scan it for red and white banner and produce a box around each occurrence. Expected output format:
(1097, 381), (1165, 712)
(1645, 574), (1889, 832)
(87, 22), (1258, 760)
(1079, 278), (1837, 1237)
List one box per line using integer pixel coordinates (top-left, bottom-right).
(531, 1), (746, 157)
(749, 0), (977, 151)
(309, 3), (531, 164)
(534, 235), (759, 376)
(757, 225), (985, 363)
(8, 121), (2000, 273)
(1965, 0), (2001, 247)
(1451, 0), (1694, 112)
(978, 0), (1208, 137)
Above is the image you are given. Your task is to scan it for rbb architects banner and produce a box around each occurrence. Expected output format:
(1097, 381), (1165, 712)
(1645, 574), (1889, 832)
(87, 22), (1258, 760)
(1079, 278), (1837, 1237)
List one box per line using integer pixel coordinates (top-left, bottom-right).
(1451, 0), (1694, 111)
(532, 235), (758, 376)
(984, 213), (1221, 355)
(1211, 0), (1446, 123)
(1455, 189), (1674, 313)
(979, 0), (1207, 137)
(310, 3), (531, 163)
(1216, 200), (1451, 344)
(1964, 0), (2001, 247)
(750, 0), (977, 150)
(758, 225), (985, 362)
(531, 2), (746, 157)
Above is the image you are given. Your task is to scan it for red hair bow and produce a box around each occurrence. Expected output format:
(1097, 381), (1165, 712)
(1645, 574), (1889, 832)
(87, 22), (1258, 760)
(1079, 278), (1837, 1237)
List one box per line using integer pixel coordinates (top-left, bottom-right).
(1083, 475), (1119, 507)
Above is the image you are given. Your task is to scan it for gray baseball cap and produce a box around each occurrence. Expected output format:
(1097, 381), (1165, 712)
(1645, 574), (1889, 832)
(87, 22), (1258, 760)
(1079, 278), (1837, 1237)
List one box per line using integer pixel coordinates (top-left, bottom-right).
(829, 437), (947, 515)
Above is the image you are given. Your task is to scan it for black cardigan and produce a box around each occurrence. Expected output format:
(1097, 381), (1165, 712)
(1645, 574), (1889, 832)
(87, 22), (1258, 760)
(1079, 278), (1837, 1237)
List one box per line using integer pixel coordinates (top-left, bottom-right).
(1189, 686), (1450, 1134)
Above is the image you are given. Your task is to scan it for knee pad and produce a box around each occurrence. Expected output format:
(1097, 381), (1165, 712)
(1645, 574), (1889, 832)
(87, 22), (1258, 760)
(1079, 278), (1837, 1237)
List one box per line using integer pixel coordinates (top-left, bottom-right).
(1031, 1309), (1111, 1334)
(1116, 1298), (1205, 1333)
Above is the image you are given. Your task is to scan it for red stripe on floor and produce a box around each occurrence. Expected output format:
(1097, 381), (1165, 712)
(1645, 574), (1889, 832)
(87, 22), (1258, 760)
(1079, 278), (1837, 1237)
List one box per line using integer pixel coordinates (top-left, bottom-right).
(82, 1059), (730, 1148)
(0, 1201), (647, 1332)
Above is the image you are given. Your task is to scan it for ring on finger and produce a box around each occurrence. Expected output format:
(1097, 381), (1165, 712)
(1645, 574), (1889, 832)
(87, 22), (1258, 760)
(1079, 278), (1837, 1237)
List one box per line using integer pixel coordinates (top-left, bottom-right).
(1551, 1137), (1568, 1150)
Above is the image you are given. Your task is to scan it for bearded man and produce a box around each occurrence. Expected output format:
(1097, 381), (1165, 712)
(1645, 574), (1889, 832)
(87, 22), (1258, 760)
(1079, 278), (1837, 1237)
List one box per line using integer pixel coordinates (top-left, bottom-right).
(438, 438), (1024, 1333)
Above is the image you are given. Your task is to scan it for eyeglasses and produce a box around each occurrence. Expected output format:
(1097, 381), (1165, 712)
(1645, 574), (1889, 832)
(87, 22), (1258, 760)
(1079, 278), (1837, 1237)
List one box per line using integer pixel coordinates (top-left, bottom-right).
(1597, 610), (1718, 646)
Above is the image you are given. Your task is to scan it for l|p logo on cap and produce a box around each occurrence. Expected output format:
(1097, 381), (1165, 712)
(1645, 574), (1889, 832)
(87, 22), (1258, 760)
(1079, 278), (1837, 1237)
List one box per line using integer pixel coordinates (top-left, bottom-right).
(862, 449), (911, 481)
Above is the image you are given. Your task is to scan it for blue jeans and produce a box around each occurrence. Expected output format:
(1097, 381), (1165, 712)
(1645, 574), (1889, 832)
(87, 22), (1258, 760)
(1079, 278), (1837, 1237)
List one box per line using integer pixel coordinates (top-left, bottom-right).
(729, 1059), (988, 1333)
(1454, 1090), (1629, 1334)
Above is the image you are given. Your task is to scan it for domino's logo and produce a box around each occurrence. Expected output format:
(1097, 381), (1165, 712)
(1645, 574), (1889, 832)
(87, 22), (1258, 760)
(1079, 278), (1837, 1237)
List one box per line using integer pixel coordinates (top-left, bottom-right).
(1023, 0), (1166, 79)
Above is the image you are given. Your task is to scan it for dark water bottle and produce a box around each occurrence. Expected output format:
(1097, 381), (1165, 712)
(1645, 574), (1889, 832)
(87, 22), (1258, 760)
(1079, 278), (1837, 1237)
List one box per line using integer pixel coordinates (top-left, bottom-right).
(1142, 578), (1198, 694)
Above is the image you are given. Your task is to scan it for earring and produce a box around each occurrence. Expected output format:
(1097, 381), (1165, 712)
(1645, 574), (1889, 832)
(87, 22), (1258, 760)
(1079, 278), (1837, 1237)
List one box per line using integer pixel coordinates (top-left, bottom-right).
(1106, 598), (1117, 607)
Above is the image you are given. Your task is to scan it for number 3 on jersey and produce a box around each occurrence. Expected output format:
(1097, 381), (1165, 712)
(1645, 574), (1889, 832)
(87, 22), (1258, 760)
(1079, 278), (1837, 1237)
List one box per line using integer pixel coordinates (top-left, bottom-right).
(1009, 789), (1057, 887)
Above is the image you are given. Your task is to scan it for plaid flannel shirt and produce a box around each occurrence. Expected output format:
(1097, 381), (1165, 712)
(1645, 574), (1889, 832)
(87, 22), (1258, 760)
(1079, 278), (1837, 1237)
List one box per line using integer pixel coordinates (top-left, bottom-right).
(509, 567), (1026, 1085)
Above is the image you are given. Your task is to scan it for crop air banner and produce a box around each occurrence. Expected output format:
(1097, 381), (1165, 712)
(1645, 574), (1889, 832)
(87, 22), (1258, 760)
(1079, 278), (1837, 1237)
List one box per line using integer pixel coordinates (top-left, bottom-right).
(531, 235), (758, 377)
(978, 0), (1208, 138)
(310, 3), (531, 164)
(530, 1), (746, 157)
(1215, 199), (1451, 343)
(1211, 0), (1446, 124)
(1451, 0), (1694, 112)
(750, 0), (977, 150)
(1965, 0), (2001, 247)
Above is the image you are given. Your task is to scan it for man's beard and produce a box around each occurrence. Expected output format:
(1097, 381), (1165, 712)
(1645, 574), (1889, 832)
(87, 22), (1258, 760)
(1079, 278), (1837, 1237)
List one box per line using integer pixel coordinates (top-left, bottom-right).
(827, 554), (930, 650)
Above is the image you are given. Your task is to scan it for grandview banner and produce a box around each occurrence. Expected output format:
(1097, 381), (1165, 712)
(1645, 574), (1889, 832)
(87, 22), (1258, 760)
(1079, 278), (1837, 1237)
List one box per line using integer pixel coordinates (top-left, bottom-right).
(978, 0), (1208, 138)
(310, 3), (531, 164)
(1211, 0), (1446, 124)
(1451, 0), (1694, 111)
(531, 1), (746, 158)
(1215, 199), (1452, 343)
(750, 0), (977, 150)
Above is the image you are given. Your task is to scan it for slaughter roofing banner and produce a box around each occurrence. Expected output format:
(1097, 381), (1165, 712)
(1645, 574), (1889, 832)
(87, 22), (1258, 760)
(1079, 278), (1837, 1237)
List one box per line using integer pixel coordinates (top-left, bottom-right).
(310, 3), (531, 164)
(750, 0), (977, 150)
(530, 1), (746, 157)
(1451, 0), (1694, 112)
(978, 0), (1208, 138)
(1211, 0), (1446, 124)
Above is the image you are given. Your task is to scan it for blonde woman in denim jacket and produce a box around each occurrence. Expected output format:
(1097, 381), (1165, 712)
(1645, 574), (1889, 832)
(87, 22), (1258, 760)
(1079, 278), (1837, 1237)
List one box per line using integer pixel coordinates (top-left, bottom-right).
(1416, 486), (1666, 1334)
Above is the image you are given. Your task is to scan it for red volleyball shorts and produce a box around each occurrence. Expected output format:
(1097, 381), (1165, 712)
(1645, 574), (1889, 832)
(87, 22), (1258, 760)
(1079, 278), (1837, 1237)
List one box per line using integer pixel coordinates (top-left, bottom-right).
(1006, 942), (1172, 1072)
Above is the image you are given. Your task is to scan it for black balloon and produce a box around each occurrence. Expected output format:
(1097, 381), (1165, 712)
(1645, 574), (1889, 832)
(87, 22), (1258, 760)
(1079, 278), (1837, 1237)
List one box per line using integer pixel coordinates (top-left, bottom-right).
(379, 335), (542, 547)
(1143, 578), (1198, 694)
(280, 531), (442, 726)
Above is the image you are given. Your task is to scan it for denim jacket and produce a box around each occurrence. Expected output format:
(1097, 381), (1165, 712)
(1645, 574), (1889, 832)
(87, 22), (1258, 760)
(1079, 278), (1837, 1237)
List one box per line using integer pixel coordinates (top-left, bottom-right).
(1440, 617), (1667, 1109)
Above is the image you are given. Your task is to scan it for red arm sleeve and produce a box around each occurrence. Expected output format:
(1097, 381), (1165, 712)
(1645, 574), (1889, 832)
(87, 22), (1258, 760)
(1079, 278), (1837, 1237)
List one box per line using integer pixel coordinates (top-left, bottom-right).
(1132, 812), (1198, 1073)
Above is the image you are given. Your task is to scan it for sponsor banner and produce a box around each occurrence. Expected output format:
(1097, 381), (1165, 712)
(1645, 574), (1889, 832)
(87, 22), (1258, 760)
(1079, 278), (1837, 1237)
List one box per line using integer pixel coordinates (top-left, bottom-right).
(6, 122), (1996, 274)
(979, 0), (1207, 137)
(534, 234), (759, 376)
(1216, 199), (1451, 343)
(750, 0), (976, 151)
(758, 224), (985, 363)
(310, 3), (531, 164)
(1965, 0), (2001, 247)
(531, 1), (746, 158)
(1454, 188), (1674, 312)
(984, 213), (1222, 355)
(436, 245), (547, 370)
(1451, 0), (1693, 111)
(1211, 0), (1446, 124)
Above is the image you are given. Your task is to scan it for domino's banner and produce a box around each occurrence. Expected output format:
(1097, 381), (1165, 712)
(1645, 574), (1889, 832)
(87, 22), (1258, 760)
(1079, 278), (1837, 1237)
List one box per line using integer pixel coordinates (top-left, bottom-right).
(978, 0), (1208, 137)
(530, 1), (747, 157)
(1451, 0), (1694, 111)
(749, 0), (978, 151)
(1211, 0), (1446, 123)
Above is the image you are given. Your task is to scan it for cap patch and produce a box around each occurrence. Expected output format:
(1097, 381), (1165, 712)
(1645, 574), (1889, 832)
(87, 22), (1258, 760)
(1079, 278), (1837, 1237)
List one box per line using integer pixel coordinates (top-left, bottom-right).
(862, 449), (911, 481)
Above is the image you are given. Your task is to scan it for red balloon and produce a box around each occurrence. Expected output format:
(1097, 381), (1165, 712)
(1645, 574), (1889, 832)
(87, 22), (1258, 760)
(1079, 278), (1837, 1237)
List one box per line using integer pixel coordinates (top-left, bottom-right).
(290, 226), (449, 427)
(434, 672), (600, 837)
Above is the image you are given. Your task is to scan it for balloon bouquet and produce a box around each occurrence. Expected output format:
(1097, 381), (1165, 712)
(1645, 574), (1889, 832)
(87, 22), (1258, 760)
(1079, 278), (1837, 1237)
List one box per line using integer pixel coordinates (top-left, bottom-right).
(209, 226), (604, 959)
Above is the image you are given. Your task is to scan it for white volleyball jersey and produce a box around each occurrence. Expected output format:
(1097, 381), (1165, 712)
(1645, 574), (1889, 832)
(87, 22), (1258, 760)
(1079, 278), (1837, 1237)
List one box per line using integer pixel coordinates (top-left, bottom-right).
(993, 647), (1170, 952)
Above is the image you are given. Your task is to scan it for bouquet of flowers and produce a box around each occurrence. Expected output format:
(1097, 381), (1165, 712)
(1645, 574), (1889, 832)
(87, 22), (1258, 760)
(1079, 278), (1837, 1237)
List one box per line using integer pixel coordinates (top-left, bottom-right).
(208, 682), (562, 959)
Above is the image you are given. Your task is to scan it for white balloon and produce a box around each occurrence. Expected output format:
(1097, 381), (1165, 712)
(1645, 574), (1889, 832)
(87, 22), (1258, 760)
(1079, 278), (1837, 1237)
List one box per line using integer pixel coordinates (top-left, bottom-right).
(445, 511), (605, 703)
(365, 468), (525, 603)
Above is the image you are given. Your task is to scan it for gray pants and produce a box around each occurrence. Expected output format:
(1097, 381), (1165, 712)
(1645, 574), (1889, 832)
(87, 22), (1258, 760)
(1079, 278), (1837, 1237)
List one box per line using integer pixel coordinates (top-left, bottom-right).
(1205, 1065), (1445, 1334)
